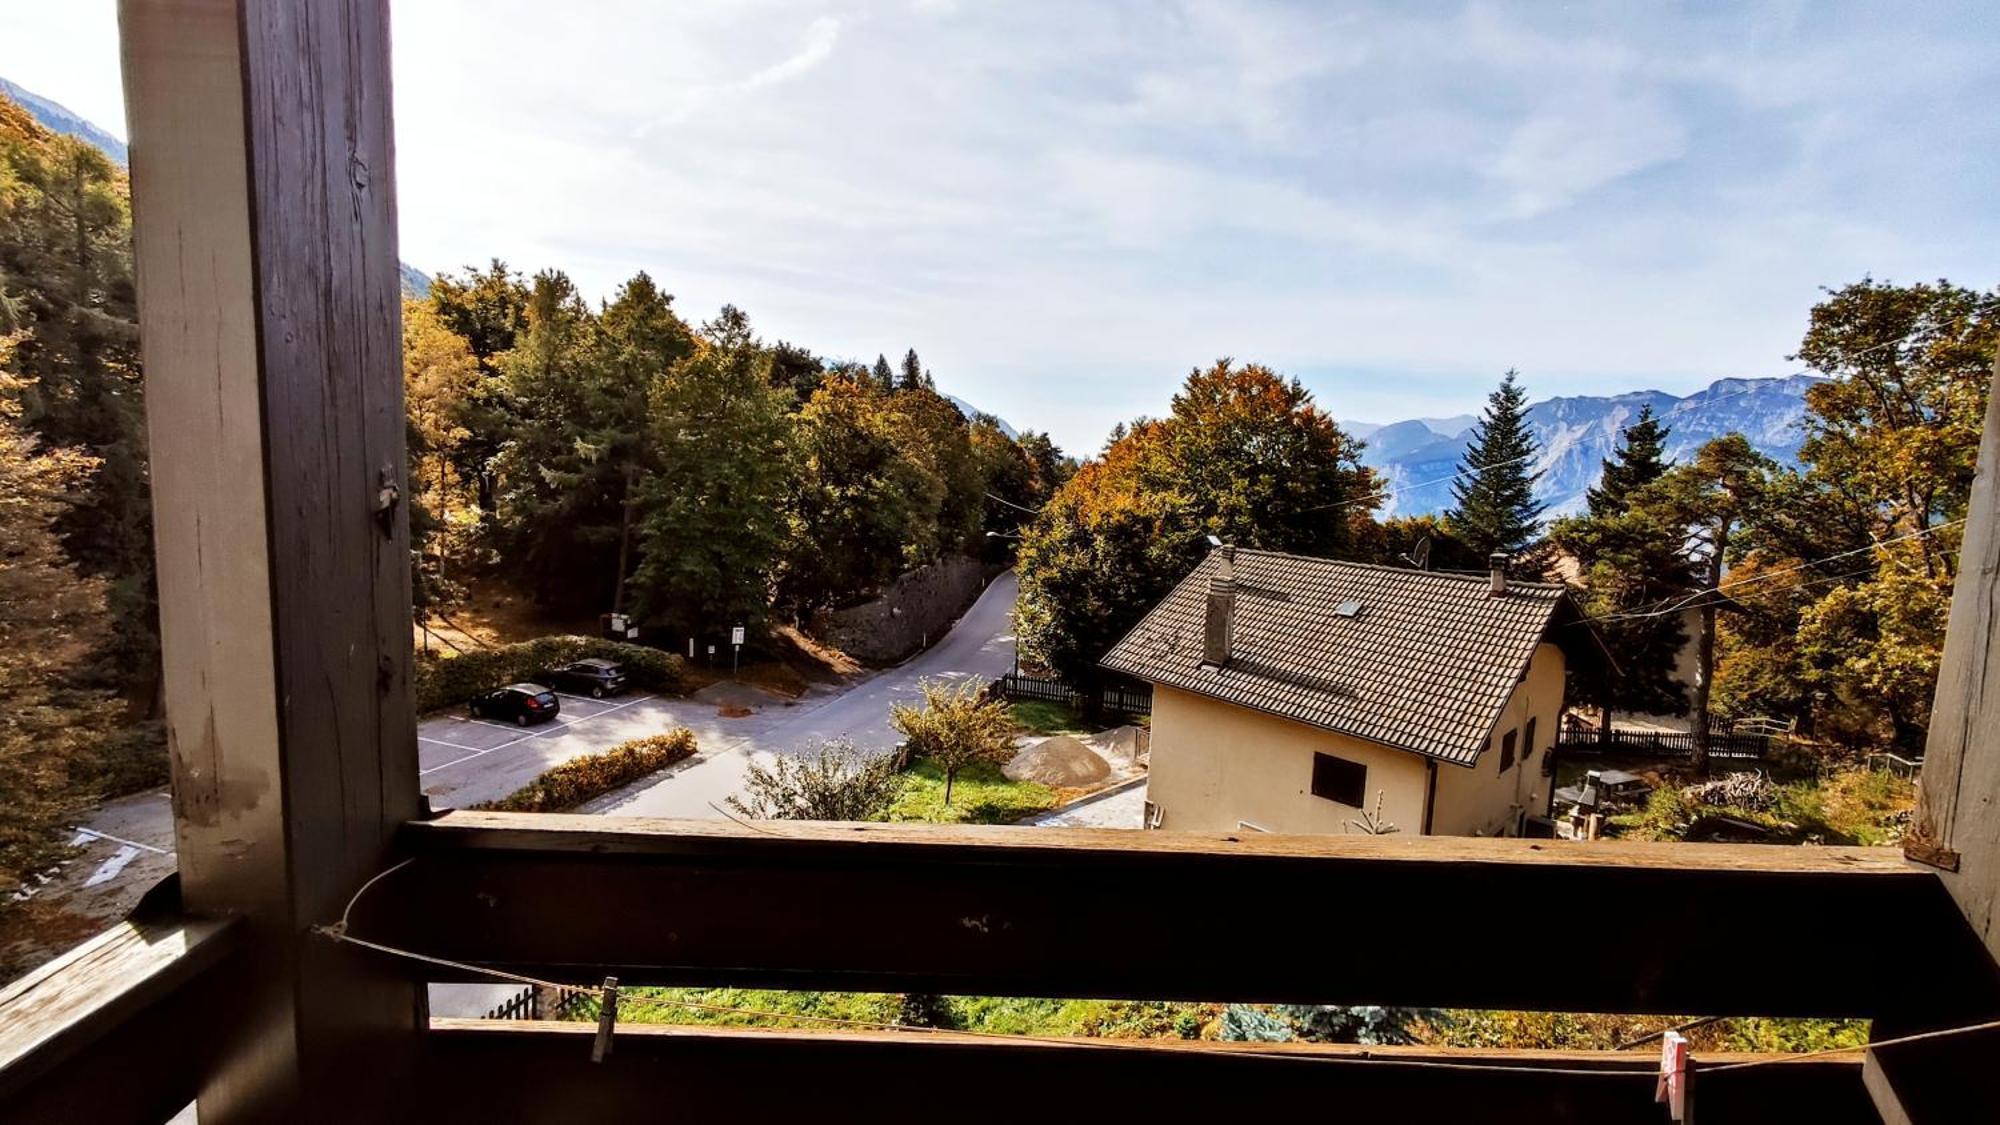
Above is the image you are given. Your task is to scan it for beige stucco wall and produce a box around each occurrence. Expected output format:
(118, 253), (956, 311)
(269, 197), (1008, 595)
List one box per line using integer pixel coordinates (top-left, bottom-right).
(1429, 642), (1566, 836)
(1143, 641), (1567, 838)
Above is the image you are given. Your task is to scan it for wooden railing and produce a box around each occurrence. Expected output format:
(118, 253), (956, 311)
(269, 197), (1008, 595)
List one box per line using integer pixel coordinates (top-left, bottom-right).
(12, 817), (1988, 1123)
(1556, 726), (1771, 760)
(10, 812), (2000, 1123)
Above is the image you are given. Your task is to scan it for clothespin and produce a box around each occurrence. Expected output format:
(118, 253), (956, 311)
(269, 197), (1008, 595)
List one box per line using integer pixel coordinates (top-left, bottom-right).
(591, 976), (619, 1063)
(1656, 1030), (1690, 1122)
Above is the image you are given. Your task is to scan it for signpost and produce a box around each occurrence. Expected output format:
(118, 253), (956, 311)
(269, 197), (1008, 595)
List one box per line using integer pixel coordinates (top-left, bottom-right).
(731, 624), (745, 676)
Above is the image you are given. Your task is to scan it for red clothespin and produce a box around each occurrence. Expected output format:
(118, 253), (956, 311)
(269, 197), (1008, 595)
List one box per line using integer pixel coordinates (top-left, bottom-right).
(591, 976), (619, 1063)
(1656, 1030), (1690, 1122)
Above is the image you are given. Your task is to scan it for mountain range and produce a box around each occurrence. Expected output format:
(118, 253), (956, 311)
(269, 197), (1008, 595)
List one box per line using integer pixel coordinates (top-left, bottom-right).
(1346, 374), (1823, 518)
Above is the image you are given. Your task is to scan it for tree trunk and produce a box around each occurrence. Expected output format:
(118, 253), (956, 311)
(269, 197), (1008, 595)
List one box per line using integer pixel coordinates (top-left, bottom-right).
(1690, 544), (1725, 774)
(612, 465), (636, 614)
(943, 769), (955, 807)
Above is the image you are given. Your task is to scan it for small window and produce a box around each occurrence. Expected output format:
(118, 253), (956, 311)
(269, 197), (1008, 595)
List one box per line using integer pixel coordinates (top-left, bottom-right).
(1311, 752), (1367, 807)
(1499, 729), (1517, 772)
(1523, 717), (1539, 761)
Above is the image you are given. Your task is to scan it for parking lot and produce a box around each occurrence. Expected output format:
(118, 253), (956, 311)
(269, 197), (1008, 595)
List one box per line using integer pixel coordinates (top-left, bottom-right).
(416, 690), (716, 808)
(418, 691), (658, 775)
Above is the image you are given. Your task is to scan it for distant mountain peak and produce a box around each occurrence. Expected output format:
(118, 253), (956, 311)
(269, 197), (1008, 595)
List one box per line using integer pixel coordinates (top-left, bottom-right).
(1354, 374), (1821, 519)
(0, 76), (127, 165)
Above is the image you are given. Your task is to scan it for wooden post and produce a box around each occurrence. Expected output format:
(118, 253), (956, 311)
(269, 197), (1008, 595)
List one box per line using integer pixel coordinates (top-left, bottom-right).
(1869, 354), (2000, 1122)
(119, 1), (419, 1120)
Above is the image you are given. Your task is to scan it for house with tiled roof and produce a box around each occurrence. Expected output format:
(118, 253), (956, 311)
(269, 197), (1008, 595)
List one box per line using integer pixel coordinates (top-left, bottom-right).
(1103, 546), (1603, 837)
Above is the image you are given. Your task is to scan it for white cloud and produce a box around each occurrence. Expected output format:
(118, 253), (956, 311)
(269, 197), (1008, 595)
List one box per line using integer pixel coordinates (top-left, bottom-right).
(1483, 96), (1689, 218)
(9, 0), (1995, 454)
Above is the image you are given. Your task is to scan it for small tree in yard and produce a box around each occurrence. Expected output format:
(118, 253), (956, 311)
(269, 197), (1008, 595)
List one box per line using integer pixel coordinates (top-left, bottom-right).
(890, 680), (1016, 806)
(726, 739), (903, 821)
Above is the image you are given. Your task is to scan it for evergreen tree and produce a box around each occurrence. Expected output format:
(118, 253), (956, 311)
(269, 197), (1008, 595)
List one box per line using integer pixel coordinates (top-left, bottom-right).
(871, 353), (895, 390)
(630, 307), (792, 636)
(1446, 369), (1546, 557)
(1585, 404), (1669, 518)
(900, 347), (924, 391)
(1552, 405), (1690, 728)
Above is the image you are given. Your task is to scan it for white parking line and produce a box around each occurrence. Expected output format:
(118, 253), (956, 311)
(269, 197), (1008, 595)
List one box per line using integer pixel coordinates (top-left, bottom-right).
(418, 693), (657, 777)
(69, 825), (172, 855)
(419, 735), (489, 754)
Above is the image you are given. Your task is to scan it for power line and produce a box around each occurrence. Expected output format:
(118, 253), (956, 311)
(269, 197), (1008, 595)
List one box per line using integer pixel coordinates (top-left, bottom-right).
(1580, 519), (1967, 625)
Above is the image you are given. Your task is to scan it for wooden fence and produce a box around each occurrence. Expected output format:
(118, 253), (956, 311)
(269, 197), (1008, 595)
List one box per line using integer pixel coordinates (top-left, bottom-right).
(1555, 724), (1769, 761)
(995, 674), (1152, 718)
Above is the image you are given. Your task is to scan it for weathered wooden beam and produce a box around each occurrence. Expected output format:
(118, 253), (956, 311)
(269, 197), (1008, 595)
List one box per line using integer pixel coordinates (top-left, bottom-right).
(1871, 354), (2000, 1122)
(377, 813), (1982, 1017)
(0, 910), (242, 1125)
(119, 0), (418, 1120)
(421, 1019), (1875, 1125)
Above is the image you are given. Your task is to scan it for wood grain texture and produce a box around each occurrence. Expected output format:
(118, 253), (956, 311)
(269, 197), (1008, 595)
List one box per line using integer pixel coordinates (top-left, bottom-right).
(386, 814), (1983, 1017)
(1875, 357), (2000, 1125)
(119, 1), (419, 1120)
(422, 1020), (1877, 1125)
(1911, 356), (2000, 944)
(0, 914), (241, 1125)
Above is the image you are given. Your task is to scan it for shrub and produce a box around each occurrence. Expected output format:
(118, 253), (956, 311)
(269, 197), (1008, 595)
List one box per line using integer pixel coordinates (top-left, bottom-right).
(473, 730), (696, 813)
(726, 739), (904, 821)
(413, 635), (686, 713)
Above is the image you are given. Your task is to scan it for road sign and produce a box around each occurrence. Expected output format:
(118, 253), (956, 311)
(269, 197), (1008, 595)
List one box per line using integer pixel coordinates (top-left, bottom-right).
(730, 625), (746, 646)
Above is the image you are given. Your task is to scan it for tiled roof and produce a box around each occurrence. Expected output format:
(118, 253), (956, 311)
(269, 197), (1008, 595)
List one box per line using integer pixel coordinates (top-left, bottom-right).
(1101, 550), (1569, 767)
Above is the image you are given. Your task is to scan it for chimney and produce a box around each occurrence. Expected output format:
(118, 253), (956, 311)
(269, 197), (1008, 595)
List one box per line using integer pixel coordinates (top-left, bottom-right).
(1489, 552), (1510, 597)
(1203, 545), (1237, 667)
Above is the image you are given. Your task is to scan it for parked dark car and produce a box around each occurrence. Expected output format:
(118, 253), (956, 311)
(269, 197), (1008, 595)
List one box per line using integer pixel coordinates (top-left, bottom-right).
(547, 658), (629, 698)
(470, 683), (561, 726)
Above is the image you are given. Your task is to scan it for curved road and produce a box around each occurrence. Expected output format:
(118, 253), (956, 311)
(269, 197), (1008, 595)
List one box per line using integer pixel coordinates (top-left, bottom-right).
(600, 571), (1020, 819)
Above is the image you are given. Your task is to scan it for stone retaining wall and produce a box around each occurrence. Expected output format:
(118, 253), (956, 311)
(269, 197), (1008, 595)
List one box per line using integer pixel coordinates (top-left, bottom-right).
(814, 555), (995, 664)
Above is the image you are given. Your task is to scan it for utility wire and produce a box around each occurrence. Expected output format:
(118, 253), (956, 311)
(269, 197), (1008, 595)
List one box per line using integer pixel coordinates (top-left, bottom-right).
(313, 855), (2000, 1082)
(1579, 519), (1966, 625)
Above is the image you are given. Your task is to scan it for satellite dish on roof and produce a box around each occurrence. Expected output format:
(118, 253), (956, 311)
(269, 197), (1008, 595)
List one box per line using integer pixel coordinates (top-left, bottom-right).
(1400, 536), (1432, 571)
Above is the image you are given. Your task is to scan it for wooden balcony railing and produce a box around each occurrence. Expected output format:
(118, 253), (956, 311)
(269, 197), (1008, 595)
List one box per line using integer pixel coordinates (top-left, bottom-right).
(7, 817), (1968, 1124)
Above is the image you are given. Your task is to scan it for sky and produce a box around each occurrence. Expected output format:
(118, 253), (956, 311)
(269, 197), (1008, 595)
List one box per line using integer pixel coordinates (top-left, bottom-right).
(4, 1), (1997, 455)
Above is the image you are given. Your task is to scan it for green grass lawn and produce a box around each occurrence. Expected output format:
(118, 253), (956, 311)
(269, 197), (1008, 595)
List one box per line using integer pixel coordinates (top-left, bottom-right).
(1008, 699), (1090, 735)
(602, 986), (1216, 1038)
(881, 758), (1058, 824)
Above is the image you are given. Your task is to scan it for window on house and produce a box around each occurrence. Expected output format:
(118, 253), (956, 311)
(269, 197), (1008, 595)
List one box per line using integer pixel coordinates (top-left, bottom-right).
(1499, 729), (1517, 772)
(1311, 752), (1366, 807)
(1523, 717), (1539, 761)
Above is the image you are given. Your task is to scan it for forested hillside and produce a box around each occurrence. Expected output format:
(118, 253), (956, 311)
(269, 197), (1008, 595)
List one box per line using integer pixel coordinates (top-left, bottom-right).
(0, 92), (157, 895)
(0, 85), (1072, 901)
(408, 262), (1073, 637)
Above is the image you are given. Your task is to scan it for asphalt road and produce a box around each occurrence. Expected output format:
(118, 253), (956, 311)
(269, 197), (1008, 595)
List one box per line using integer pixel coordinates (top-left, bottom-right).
(602, 571), (1021, 818)
(51, 571), (1019, 980)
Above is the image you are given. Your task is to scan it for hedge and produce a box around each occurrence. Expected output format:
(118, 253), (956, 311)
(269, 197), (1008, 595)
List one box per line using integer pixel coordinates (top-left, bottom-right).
(472, 730), (698, 813)
(413, 635), (686, 714)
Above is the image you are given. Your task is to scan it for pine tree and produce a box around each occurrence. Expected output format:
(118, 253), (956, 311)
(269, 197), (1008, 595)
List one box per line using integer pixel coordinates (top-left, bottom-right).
(871, 353), (895, 391)
(1446, 369), (1546, 558)
(1585, 404), (1669, 518)
(900, 348), (923, 391)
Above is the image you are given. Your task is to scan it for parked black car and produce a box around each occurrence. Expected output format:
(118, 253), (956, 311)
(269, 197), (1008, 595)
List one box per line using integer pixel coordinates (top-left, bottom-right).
(470, 683), (561, 726)
(547, 658), (629, 698)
